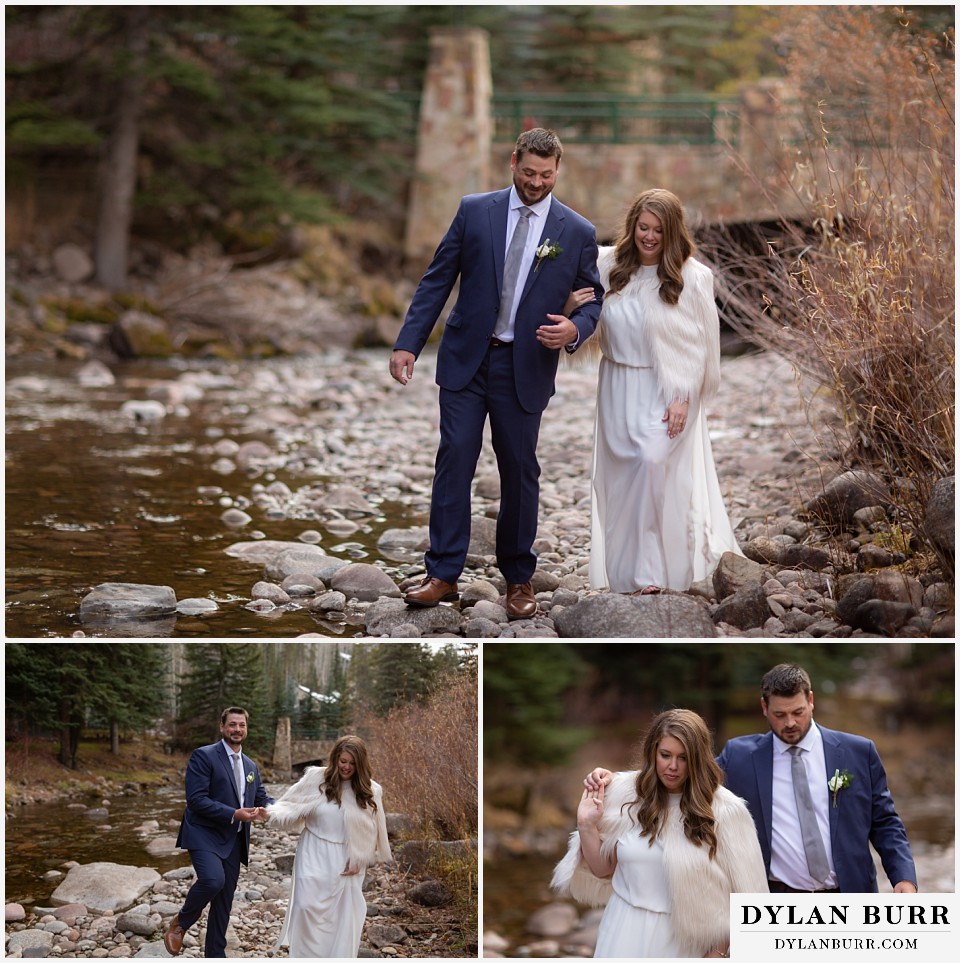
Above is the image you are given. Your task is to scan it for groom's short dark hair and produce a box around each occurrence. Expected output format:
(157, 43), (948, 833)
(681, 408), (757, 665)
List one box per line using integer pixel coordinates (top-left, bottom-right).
(515, 127), (563, 163)
(220, 706), (249, 724)
(761, 664), (812, 703)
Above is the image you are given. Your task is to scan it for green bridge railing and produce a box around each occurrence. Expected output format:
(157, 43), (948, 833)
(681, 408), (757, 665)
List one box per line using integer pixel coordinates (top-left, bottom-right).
(492, 94), (741, 146)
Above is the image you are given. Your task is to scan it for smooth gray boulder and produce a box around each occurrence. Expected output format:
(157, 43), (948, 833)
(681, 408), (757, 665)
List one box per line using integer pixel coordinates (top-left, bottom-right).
(554, 593), (717, 638)
(51, 862), (161, 915)
(79, 583), (177, 622)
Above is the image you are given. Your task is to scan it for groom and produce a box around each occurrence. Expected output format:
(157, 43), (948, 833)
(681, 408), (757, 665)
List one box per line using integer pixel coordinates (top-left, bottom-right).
(390, 127), (602, 619)
(164, 706), (272, 957)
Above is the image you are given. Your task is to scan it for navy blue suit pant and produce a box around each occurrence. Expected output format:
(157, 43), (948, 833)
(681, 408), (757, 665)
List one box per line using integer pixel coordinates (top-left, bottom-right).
(426, 343), (542, 583)
(179, 837), (242, 958)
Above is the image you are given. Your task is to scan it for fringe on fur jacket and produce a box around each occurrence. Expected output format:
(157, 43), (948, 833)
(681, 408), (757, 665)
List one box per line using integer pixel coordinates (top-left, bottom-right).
(551, 772), (768, 957)
(597, 250), (722, 408)
(267, 765), (392, 869)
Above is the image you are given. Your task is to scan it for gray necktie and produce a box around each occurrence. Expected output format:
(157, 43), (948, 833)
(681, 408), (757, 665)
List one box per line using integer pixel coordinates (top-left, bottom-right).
(494, 207), (533, 338)
(232, 752), (245, 808)
(788, 746), (830, 884)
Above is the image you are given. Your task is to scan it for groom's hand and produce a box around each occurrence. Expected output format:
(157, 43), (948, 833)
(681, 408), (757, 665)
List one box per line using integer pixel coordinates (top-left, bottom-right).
(234, 807), (261, 823)
(537, 315), (578, 349)
(389, 350), (416, 385)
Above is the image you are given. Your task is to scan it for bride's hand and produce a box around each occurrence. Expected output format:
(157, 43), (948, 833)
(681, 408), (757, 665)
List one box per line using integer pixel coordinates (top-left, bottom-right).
(576, 784), (605, 831)
(664, 399), (689, 438)
(563, 287), (596, 316)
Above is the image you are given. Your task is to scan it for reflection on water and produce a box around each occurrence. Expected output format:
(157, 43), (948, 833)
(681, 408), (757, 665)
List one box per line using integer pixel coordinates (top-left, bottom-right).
(5, 359), (419, 638)
(4, 788), (191, 906)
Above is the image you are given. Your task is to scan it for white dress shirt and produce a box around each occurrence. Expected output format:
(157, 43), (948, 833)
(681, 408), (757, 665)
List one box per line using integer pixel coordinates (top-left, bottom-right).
(497, 187), (551, 342)
(769, 721), (838, 890)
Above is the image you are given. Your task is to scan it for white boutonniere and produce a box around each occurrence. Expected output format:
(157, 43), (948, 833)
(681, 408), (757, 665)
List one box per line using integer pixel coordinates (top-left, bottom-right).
(534, 239), (562, 272)
(246, 771), (255, 784)
(827, 768), (853, 807)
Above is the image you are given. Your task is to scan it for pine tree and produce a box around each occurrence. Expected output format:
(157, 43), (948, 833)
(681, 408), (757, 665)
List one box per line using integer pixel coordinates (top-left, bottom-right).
(176, 643), (271, 754)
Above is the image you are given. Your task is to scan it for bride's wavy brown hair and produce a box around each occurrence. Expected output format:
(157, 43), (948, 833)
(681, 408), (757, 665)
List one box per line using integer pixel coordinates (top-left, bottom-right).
(624, 709), (722, 859)
(607, 188), (694, 306)
(323, 735), (377, 812)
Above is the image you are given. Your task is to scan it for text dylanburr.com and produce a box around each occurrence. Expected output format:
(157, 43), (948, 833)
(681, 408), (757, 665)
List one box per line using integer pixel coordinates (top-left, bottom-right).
(730, 895), (956, 959)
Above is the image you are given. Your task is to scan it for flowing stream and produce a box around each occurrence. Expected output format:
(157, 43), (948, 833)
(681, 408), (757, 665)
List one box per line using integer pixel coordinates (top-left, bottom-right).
(4, 787), (191, 908)
(5, 357), (416, 638)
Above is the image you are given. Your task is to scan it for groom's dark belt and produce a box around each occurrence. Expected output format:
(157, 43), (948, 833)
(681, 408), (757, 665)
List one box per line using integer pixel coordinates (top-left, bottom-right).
(490, 337), (513, 347)
(769, 879), (840, 894)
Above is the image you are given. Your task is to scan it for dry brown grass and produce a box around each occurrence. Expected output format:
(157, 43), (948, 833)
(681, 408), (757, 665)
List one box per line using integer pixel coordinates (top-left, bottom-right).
(357, 668), (478, 841)
(701, 8), (954, 568)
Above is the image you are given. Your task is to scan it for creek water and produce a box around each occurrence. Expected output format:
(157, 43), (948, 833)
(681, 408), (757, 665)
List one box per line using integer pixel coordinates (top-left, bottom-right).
(5, 358), (415, 638)
(4, 786), (191, 908)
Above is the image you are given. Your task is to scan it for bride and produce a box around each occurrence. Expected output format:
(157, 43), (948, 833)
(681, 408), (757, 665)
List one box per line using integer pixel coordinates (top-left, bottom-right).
(571, 188), (742, 594)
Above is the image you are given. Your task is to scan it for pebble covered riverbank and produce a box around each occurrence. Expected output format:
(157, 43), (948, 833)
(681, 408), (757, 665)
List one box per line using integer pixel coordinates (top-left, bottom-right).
(10, 344), (953, 638)
(4, 784), (475, 959)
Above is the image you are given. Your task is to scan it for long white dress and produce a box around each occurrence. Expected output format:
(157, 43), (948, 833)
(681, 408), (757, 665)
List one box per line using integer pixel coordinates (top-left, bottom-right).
(274, 793), (368, 958)
(593, 795), (683, 958)
(589, 251), (741, 593)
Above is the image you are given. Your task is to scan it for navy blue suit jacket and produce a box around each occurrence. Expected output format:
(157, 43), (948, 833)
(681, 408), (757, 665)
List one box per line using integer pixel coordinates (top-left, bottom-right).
(716, 726), (917, 892)
(175, 742), (272, 864)
(395, 188), (603, 414)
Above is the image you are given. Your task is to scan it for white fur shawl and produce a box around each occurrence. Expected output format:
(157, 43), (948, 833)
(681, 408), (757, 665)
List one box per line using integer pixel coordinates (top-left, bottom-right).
(597, 250), (722, 406)
(551, 772), (768, 956)
(267, 765), (391, 868)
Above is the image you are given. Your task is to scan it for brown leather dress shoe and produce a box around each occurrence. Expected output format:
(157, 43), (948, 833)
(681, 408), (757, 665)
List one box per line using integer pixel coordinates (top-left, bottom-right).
(163, 919), (186, 956)
(404, 576), (459, 607)
(505, 582), (537, 620)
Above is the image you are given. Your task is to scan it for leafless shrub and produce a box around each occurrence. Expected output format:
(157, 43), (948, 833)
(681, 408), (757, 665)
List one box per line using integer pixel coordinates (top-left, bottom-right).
(358, 668), (478, 842)
(701, 8), (954, 557)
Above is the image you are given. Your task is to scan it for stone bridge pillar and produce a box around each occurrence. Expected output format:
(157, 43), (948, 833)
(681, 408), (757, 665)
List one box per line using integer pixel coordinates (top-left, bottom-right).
(403, 26), (492, 272)
(273, 716), (292, 775)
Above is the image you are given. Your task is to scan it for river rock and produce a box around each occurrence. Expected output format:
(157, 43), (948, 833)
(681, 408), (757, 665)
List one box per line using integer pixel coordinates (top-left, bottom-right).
(366, 922), (408, 947)
(459, 581), (501, 605)
(114, 911), (160, 937)
(377, 527), (430, 558)
(109, 311), (174, 360)
(6, 903), (26, 922)
(554, 593), (717, 638)
(281, 573), (323, 596)
(713, 584), (771, 629)
(856, 544), (895, 570)
(52, 243), (95, 283)
(330, 563), (402, 602)
(310, 591), (347, 613)
(144, 836), (181, 856)
(712, 552), (765, 599)
(804, 469), (891, 529)
(6, 928), (55, 955)
(220, 508), (253, 527)
(265, 547), (348, 584)
(742, 536), (783, 564)
(408, 879), (452, 907)
(924, 476), (955, 573)
(76, 360), (116, 387)
(51, 863), (160, 915)
(224, 540), (304, 565)
(364, 598), (462, 636)
(79, 584), (177, 622)
(850, 600), (917, 636)
(175, 598), (218, 616)
(120, 399), (167, 422)
(526, 903), (578, 937)
(314, 484), (377, 515)
(779, 543), (833, 570)
(235, 441), (274, 469)
(252, 581), (292, 604)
